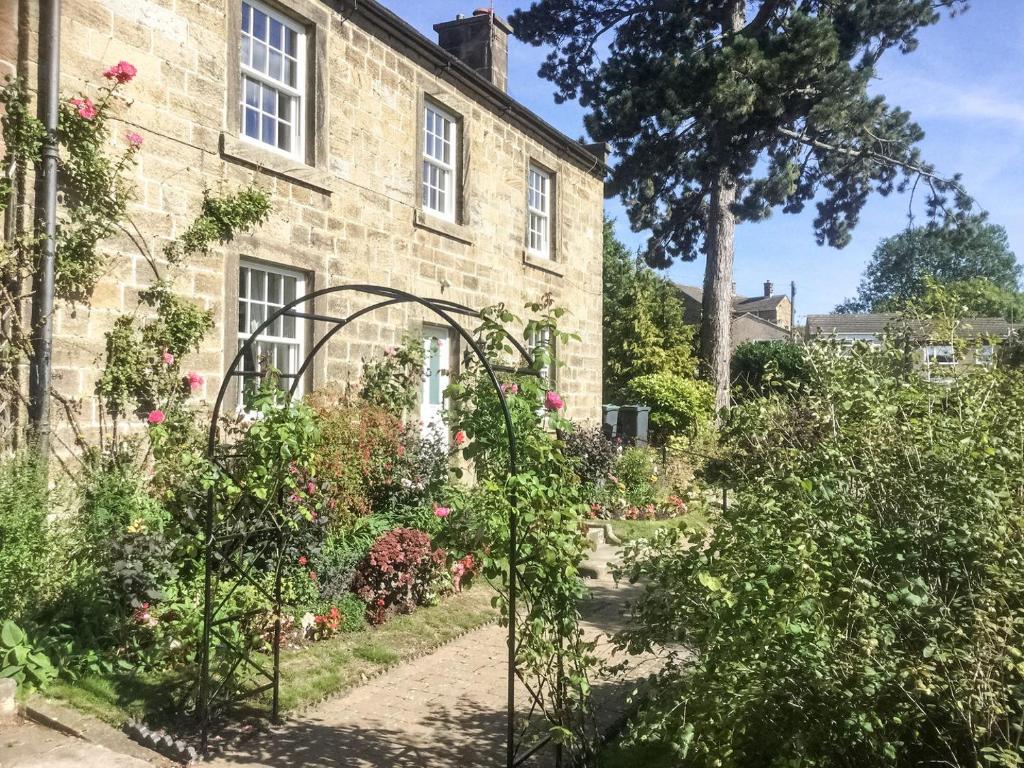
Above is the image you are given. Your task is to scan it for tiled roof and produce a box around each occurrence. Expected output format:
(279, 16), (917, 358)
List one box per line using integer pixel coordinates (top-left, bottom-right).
(806, 313), (1018, 339)
(675, 284), (787, 312)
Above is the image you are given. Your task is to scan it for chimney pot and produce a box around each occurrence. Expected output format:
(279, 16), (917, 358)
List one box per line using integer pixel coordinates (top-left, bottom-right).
(764, 280), (774, 298)
(434, 10), (513, 92)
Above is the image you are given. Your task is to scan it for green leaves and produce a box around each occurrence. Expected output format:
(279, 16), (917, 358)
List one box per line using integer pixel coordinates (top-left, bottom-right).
(0, 620), (56, 691)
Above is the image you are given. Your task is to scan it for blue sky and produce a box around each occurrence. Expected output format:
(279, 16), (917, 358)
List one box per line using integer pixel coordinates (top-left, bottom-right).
(385, 2), (1024, 319)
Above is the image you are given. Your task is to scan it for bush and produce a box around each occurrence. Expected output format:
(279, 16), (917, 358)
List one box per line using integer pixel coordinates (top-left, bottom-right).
(0, 454), (50, 623)
(351, 527), (448, 625)
(562, 424), (617, 488)
(619, 342), (1024, 767)
(731, 340), (809, 399)
(625, 372), (714, 443)
(612, 447), (658, 508)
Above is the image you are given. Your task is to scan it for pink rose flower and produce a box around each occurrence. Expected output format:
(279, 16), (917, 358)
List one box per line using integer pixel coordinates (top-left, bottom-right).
(125, 131), (143, 148)
(306, 481), (317, 494)
(186, 371), (203, 391)
(501, 382), (519, 396)
(454, 430), (467, 446)
(103, 60), (137, 84)
(69, 97), (97, 120)
(544, 390), (564, 411)
(147, 410), (166, 425)
(434, 505), (451, 518)
(162, 350), (174, 365)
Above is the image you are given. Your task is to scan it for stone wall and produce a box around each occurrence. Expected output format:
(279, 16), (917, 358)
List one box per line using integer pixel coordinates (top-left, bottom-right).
(2, 0), (605, 444)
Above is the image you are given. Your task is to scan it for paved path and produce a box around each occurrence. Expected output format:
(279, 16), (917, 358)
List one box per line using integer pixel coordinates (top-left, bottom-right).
(208, 539), (657, 767)
(0, 719), (160, 768)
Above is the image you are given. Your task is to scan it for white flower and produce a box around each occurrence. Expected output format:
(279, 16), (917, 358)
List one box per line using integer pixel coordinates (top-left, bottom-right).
(301, 612), (315, 634)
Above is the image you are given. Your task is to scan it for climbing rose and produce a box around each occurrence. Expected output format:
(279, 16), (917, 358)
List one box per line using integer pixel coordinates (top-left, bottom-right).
(298, 556), (308, 566)
(434, 505), (450, 518)
(501, 382), (518, 396)
(454, 430), (466, 446)
(161, 350), (174, 365)
(186, 371), (203, 391)
(147, 410), (166, 425)
(125, 131), (143, 148)
(69, 97), (97, 120)
(544, 390), (564, 411)
(103, 60), (137, 84)
(306, 481), (317, 494)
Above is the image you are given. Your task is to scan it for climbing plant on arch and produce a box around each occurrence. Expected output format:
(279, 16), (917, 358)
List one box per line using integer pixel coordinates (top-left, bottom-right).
(195, 284), (597, 766)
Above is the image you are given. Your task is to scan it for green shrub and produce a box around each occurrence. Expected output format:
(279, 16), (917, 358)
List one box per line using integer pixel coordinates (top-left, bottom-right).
(0, 620), (57, 691)
(625, 372), (714, 442)
(613, 448), (657, 508)
(731, 340), (809, 399)
(0, 454), (49, 622)
(619, 342), (1024, 767)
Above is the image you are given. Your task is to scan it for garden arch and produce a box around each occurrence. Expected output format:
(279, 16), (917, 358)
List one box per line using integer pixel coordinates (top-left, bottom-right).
(197, 284), (553, 767)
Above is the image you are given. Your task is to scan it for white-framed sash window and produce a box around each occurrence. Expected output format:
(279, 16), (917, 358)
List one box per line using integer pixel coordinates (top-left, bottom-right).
(237, 261), (306, 401)
(527, 165), (552, 258)
(422, 104), (457, 221)
(240, 0), (305, 158)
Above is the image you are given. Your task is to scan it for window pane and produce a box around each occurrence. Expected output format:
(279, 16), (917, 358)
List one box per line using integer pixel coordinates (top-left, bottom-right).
(245, 77), (259, 107)
(283, 312), (295, 338)
(244, 107), (259, 139)
(284, 58), (296, 87)
(253, 40), (267, 73)
(252, 8), (267, 39)
(242, 2), (251, 32)
(269, 18), (282, 49)
(285, 28), (297, 56)
(269, 49), (283, 81)
(267, 272), (281, 304)
(262, 115), (276, 146)
(241, 35), (251, 66)
(262, 85), (276, 115)
(250, 302), (265, 331)
(238, 301), (247, 334)
(428, 339), (441, 405)
(239, 266), (249, 298)
(251, 269), (265, 301)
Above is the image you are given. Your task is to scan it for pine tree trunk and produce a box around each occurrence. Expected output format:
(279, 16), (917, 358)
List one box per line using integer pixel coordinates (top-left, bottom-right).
(699, 0), (744, 414)
(700, 167), (738, 413)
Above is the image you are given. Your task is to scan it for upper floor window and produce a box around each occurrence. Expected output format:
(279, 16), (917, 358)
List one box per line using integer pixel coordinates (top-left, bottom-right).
(923, 345), (956, 367)
(240, 0), (305, 157)
(238, 261), (307, 402)
(527, 165), (552, 258)
(422, 104), (458, 221)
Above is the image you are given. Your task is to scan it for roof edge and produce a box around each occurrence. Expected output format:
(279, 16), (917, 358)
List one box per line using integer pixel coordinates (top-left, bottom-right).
(343, 0), (607, 179)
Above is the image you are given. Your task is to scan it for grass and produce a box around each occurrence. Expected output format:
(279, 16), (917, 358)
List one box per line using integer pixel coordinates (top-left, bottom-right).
(608, 509), (710, 544)
(49, 586), (499, 726)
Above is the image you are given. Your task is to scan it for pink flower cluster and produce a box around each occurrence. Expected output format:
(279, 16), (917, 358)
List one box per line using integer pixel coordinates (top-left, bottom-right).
(103, 60), (137, 84)
(501, 382), (519, 396)
(451, 554), (476, 592)
(69, 97), (97, 120)
(544, 390), (564, 411)
(125, 131), (144, 149)
(147, 410), (165, 425)
(434, 505), (450, 518)
(186, 371), (204, 391)
(454, 430), (467, 446)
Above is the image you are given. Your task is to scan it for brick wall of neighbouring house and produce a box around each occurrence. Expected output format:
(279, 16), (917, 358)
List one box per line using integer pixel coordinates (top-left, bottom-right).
(3, 0), (605, 446)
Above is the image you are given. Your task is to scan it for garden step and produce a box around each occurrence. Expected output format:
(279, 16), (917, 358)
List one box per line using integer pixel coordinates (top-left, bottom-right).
(0, 718), (165, 768)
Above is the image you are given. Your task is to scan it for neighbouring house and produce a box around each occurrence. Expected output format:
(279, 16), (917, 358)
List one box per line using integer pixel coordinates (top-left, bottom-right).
(805, 313), (1020, 378)
(2, 1), (606, 442)
(677, 280), (793, 351)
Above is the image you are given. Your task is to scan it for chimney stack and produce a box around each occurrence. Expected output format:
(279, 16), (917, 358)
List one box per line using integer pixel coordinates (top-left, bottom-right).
(434, 9), (513, 92)
(764, 280), (774, 298)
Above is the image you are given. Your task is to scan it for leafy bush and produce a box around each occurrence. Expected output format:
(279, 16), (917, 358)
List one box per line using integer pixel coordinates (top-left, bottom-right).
(359, 336), (425, 416)
(0, 454), (50, 623)
(619, 341), (1024, 767)
(731, 340), (809, 399)
(612, 447), (658, 508)
(351, 527), (447, 625)
(0, 620), (57, 691)
(625, 372), (714, 443)
(562, 424), (618, 488)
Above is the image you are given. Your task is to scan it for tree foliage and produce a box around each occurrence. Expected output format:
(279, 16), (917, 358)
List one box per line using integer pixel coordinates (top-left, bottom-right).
(512, 0), (970, 408)
(838, 220), (1021, 313)
(617, 339), (1024, 767)
(602, 219), (696, 403)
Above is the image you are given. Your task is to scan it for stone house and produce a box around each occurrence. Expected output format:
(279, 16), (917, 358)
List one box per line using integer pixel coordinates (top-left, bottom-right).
(2, 0), (606, 442)
(805, 313), (1019, 379)
(676, 281), (793, 352)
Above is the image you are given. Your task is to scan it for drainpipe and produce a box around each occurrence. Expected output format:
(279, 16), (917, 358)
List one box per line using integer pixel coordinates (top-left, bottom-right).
(28, 0), (61, 461)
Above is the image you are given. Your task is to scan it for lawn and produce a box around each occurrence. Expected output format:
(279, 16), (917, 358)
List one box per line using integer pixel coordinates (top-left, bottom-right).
(608, 511), (707, 543)
(48, 586), (498, 726)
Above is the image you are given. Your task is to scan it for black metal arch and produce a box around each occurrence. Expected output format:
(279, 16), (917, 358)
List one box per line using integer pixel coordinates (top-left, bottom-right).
(197, 284), (548, 766)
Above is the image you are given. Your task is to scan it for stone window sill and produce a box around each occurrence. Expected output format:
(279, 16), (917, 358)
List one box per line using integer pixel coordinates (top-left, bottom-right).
(220, 133), (333, 195)
(523, 250), (564, 277)
(413, 210), (474, 245)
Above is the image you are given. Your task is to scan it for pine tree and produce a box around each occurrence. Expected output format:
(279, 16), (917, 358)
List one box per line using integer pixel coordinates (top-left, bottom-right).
(511, 0), (970, 408)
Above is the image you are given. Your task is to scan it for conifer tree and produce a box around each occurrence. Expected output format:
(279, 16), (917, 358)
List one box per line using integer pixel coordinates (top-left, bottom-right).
(511, 0), (970, 408)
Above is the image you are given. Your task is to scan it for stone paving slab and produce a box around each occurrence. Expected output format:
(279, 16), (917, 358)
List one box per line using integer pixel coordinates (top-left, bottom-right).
(0, 719), (158, 768)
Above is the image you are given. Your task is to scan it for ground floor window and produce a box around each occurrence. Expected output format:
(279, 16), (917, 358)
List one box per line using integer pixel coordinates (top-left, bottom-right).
(237, 261), (306, 402)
